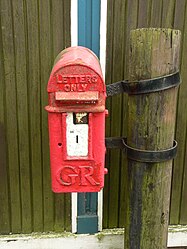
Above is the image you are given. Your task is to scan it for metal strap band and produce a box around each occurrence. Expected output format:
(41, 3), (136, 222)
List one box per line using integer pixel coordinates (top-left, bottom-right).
(106, 71), (181, 97)
(106, 82), (125, 97)
(123, 139), (178, 163)
(105, 137), (178, 163)
(105, 137), (125, 149)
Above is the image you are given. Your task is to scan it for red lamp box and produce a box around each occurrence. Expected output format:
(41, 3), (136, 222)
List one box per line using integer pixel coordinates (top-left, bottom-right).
(45, 46), (108, 193)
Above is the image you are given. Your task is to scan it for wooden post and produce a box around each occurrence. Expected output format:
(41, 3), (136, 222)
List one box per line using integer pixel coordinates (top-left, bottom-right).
(125, 28), (181, 249)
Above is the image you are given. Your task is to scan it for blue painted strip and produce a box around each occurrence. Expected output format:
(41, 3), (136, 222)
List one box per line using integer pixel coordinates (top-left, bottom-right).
(77, 0), (101, 234)
(91, 0), (101, 57)
(78, 0), (100, 57)
(78, 0), (86, 46)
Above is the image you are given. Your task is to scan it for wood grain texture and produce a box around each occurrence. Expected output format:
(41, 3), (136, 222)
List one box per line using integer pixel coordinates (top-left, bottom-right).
(39, 0), (54, 232)
(138, 0), (152, 28)
(25, 0), (43, 232)
(0, 4), (10, 233)
(119, 0), (138, 228)
(63, 0), (71, 47)
(11, 0), (32, 233)
(170, 0), (187, 225)
(162, 0), (176, 28)
(0, 0), (21, 233)
(0, 0), (71, 235)
(177, 4), (187, 225)
(107, 0), (126, 228)
(150, 0), (162, 27)
(125, 28), (181, 249)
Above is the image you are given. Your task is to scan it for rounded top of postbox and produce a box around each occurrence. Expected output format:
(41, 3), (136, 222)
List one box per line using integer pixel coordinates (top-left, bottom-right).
(47, 46), (104, 93)
(53, 46), (102, 73)
(46, 46), (106, 113)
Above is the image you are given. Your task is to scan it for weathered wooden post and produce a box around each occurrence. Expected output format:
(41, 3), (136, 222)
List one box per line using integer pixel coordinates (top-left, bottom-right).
(124, 29), (181, 248)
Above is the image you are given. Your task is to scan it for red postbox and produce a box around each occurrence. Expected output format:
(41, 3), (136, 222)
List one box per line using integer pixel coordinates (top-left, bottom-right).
(45, 46), (108, 193)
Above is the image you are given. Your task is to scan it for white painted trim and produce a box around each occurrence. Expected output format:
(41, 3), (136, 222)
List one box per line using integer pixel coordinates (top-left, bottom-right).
(71, 0), (78, 233)
(168, 225), (187, 247)
(0, 230), (123, 249)
(100, 0), (107, 79)
(71, 0), (78, 47)
(1, 227), (187, 248)
(98, 190), (103, 231)
(71, 193), (77, 233)
(98, 0), (108, 232)
(168, 232), (187, 247)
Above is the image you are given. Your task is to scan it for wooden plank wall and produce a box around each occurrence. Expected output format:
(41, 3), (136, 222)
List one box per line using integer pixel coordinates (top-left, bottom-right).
(0, 0), (71, 234)
(104, 0), (187, 228)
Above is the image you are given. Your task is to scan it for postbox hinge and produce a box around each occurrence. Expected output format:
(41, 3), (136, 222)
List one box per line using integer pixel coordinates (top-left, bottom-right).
(106, 71), (181, 97)
(105, 137), (178, 163)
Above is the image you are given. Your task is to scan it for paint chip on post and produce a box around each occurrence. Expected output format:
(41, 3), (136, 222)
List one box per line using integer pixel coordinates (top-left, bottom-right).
(66, 113), (88, 157)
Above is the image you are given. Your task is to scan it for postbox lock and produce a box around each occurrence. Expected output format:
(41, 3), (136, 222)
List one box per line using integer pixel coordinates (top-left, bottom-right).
(46, 46), (107, 193)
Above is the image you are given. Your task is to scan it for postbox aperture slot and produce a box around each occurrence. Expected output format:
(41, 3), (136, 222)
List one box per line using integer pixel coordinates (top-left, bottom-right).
(55, 91), (99, 103)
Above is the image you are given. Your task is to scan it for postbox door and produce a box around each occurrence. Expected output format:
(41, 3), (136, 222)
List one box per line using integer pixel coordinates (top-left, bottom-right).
(66, 113), (89, 157)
